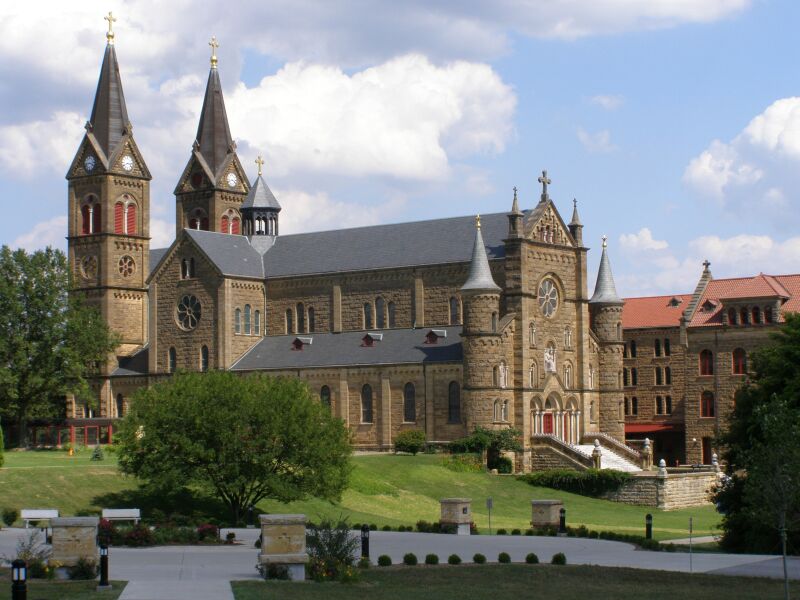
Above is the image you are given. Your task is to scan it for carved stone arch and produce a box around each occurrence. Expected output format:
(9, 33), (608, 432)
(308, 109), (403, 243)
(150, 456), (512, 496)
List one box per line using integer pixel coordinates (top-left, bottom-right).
(565, 396), (578, 411)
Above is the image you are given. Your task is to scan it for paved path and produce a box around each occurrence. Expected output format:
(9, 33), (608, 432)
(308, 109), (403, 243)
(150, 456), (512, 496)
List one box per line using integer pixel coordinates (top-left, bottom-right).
(3, 527), (800, 599)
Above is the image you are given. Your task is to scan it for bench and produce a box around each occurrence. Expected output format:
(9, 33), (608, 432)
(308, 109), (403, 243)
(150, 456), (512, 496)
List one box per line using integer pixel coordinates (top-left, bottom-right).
(101, 508), (141, 524)
(21, 509), (59, 529)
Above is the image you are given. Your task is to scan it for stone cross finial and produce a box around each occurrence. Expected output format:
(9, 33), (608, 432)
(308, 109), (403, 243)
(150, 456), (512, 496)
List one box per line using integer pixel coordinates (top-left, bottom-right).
(104, 11), (117, 44)
(255, 155), (264, 176)
(475, 214), (481, 229)
(573, 198), (577, 209)
(538, 170), (551, 200)
(209, 36), (220, 69)
(703, 259), (711, 271)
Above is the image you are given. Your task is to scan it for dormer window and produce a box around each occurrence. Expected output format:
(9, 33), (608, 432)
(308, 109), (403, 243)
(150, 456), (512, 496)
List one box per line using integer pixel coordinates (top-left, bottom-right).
(362, 333), (383, 347)
(701, 299), (716, 312)
(292, 337), (313, 351)
(668, 297), (682, 307)
(425, 329), (447, 344)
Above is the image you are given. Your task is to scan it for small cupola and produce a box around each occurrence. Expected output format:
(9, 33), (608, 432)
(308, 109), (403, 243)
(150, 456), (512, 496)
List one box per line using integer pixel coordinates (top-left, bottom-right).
(242, 154), (281, 240)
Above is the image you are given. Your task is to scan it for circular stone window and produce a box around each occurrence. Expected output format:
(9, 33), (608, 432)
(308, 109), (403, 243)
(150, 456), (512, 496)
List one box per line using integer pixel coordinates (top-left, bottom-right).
(176, 295), (201, 330)
(538, 278), (559, 318)
(80, 255), (98, 280)
(118, 255), (136, 278)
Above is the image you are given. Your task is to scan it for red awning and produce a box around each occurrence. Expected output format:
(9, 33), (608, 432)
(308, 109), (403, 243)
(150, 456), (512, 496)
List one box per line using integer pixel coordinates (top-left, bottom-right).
(625, 423), (682, 434)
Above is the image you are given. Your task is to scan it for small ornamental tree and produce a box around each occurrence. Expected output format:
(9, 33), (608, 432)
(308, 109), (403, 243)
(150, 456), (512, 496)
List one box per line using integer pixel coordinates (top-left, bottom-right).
(394, 430), (426, 455)
(117, 372), (352, 523)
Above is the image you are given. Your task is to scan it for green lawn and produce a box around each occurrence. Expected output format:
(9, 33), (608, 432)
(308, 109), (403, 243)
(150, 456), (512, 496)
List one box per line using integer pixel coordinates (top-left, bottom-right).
(0, 569), (125, 600)
(231, 565), (796, 600)
(0, 451), (720, 540)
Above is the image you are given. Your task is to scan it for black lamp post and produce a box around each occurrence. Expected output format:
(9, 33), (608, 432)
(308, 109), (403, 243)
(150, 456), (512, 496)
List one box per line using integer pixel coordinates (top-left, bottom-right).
(559, 508), (566, 535)
(645, 514), (653, 540)
(11, 559), (27, 600)
(98, 545), (110, 589)
(360, 524), (370, 559)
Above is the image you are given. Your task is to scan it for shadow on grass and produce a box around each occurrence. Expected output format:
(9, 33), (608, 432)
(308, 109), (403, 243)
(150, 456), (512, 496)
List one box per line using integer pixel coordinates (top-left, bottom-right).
(91, 486), (231, 524)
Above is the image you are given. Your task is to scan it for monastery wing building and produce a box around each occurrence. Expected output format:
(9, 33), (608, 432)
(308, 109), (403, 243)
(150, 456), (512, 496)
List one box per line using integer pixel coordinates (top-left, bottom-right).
(50, 26), (798, 472)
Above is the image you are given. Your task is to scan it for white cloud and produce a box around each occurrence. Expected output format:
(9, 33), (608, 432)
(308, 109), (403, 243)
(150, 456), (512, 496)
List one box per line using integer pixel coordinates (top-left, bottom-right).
(276, 189), (404, 234)
(742, 97), (800, 158)
(0, 112), (84, 178)
(576, 128), (616, 153)
(683, 139), (762, 200)
(619, 228), (668, 251)
(149, 218), (175, 249)
(589, 94), (624, 110)
(12, 216), (67, 251)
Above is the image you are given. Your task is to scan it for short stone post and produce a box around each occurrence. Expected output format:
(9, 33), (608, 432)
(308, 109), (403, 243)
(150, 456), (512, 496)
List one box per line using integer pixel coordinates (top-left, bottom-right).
(50, 517), (99, 578)
(657, 458), (668, 477)
(530, 500), (563, 530)
(712, 453), (720, 473)
(440, 498), (472, 535)
(592, 439), (602, 469)
(258, 514), (308, 581)
(642, 438), (653, 470)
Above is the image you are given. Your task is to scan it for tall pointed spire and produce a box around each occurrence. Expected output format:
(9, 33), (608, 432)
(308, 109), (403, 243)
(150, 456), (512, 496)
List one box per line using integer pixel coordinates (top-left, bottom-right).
(569, 198), (582, 226)
(195, 36), (234, 177)
(88, 14), (130, 159)
(589, 236), (622, 304)
(462, 216), (501, 292)
(568, 198), (583, 245)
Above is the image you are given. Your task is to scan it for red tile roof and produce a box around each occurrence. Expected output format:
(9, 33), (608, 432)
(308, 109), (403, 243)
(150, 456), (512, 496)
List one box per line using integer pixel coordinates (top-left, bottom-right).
(622, 294), (691, 329)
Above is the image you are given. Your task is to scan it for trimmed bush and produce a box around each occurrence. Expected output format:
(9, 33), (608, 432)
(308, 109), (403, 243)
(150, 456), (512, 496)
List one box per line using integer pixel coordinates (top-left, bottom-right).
(491, 456), (514, 474)
(67, 557), (98, 580)
(496, 528), (507, 535)
(551, 552), (567, 565)
(378, 555), (392, 567)
(382, 525), (392, 531)
(425, 554), (439, 565)
(369, 524), (378, 531)
(2, 508), (19, 528)
(448, 554), (461, 565)
(394, 430), (426, 455)
(124, 523), (155, 547)
(472, 553), (486, 564)
(525, 552), (539, 564)
(498, 552), (511, 563)
(519, 468), (631, 497)
(403, 552), (418, 566)
(524, 529), (534, 536)
(511, 528), (521, 536)
(196, 523), (218, 541)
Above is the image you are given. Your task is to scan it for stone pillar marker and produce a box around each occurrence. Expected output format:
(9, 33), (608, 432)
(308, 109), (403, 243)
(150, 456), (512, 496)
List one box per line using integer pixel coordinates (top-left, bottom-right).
(592, 439), (602, 469)
(258, 514), (308, 581)
(642, 437), (653, 470)
(440, 498), (471, 535)
(531, 500), (563, 529)
(50, 517), (99, 574)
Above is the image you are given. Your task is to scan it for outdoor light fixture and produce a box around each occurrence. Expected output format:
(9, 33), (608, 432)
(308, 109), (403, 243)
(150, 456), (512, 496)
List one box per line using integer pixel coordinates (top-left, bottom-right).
(98, 545), (110, 589)
(11, 559), (27, 600)
(360, 524), (370, 559)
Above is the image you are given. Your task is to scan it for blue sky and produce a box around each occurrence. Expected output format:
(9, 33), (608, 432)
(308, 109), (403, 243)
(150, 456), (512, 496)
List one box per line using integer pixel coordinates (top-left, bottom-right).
(1, 1), (798, 296)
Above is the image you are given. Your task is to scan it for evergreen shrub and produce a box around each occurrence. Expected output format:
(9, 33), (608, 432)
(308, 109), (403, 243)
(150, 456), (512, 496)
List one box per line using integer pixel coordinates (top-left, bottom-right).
(403, 552), (418, 566)
(447, 554), (461, 565)
(425, 553), (439, 565)
(519, 468), (630, 497)
(378, 555), (392, 567)
(551, 552), (567, 565)
(498, 552), (511, 563)
(525, 552), (539, 564)
(472, 553), (486, 564)
(394, 430), (426, 455)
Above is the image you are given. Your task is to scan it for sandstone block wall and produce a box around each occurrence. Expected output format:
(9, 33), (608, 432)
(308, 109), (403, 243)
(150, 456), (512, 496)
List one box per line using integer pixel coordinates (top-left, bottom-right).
(604, 472), (718, 510)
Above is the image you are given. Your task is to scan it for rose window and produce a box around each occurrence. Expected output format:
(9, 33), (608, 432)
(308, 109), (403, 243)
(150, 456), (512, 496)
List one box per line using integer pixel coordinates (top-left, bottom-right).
(176, 295), (201, 330)
(118, 255), (136, 278)
(538, 279), (559, 318)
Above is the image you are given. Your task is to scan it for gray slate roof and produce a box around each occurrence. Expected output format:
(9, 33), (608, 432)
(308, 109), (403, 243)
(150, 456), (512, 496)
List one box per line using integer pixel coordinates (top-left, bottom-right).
(89, 43), (130, 159)
(589, 240), (623, 304)
(185, 229), (265, 278)
(149, 248), (168, 275)
(195, 68), (233, 177)
(112, 345), (149, 376)
(461, 222), (501, 292)
(242, 174), (281, 210)
(232, 326), (463, 371)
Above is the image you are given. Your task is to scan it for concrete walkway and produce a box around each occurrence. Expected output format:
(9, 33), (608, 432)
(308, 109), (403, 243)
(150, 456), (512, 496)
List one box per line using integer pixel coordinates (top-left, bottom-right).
(2, 527), (800, 599)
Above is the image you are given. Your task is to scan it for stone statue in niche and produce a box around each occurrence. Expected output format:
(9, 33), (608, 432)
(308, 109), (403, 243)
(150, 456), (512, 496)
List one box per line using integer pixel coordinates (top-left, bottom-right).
(544, 346), (556, 373)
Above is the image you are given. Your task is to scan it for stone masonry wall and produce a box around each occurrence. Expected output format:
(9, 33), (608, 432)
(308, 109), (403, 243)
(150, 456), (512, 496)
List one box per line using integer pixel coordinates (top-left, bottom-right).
(604, 472), (718, 510)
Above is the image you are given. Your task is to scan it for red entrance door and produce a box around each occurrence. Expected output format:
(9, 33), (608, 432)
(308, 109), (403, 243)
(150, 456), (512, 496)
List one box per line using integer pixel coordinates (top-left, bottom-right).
(543, 413), (554, 434)
(702, 437), (712, 465)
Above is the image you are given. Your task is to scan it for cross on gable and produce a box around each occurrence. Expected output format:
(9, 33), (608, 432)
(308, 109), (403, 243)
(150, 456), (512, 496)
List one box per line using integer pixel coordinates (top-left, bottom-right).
(538, 170), (551, 201)
(703, 259), (711, 270)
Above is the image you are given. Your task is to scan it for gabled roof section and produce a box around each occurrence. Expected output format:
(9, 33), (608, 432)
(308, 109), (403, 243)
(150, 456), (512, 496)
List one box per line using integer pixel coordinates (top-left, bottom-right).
(523, 198), (576, 247)
(242, 173), (280, 211)
(184, 229), (264, 279)
(88, 43), (130, 160)
(589, 238), (623, 304)
(195, 67), (234, 177)
(681, 261), (714, 323)
(622, 294), (691, 329)
(232, 326), (463, 371)
(461, 216), (501, 293)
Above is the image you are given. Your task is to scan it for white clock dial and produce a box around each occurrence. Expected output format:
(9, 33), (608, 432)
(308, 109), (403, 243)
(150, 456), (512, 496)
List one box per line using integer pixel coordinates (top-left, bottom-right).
(121, 155), (134, 172)
(226, 172), (238, 187)
(84, 155), (96, 172)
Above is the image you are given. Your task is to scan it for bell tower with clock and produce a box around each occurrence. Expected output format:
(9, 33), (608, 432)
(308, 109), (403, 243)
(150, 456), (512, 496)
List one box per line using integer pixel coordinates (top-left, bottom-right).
(174, 37), (249, 236)
(66, 14), (152, 379)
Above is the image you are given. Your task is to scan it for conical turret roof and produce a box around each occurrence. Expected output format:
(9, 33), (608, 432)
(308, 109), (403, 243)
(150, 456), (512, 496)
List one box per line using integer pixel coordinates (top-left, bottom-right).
(569, 198), (582, 226)
(88, 43), (130, 158)
(589, 237), (623, 304)
(195, 67), (233, 177)
(461, 216), (501, 293)
(242, 173), (281, 211)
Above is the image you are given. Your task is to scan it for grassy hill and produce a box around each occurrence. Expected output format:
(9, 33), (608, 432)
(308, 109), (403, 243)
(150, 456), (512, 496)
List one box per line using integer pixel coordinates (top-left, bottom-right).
(0, 450), (719, 540)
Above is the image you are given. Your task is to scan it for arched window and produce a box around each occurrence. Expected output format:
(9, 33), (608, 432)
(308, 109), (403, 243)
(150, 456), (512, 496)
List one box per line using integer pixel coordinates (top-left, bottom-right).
(200, 345), (209, 371)
(244, 305), (252, 335)
(732, 348), (746, 374)
(92, 202), (101, 233)
(728, 307), (737, 325)
(752, 306), (760, 324)
(499, 361), (507, 389)
(296, 303), (305, 333)
(655, 367), (663, 386)
(449, 297), (461, 325)
(126, 202), (137, 235)
(115, 201), (124, 233)
(285, 308), (293, 334)
(624, 343), (629, 358)
(630, 341), (637, 358)
(631, 397), (638, 415)
(631, 368), (638, 386)
(664, 339), (671, 356)
(740, 307), (749, 325)
(320, 385), (331, 409)
(617, 323), (622, 340)
(493, 400), (501, 422)
(81, 203), (91, 234)
(235, 308), (241, 334)
(665, 366), (672, 385)
(765, 306), (774, 323)
(623, 368), (629, 387)
(665, 396), (672, 414)
(364, 303), (373, 329)
(491, 312), (498, 332)
(701, 391), (715, 417)
(188, 209), (208, 231)
(388, 302), (396, 328)
(700, 350), (714, 375)
(231, 217), (240, 235)
(589, 365), (595, 389)
(375, 297), (385, 329)
(308, 307), (315, 333)
(564, 327), (572, 349)
(564, 363), (573, 388)
(403, 383), (416, 422)
(530, 362), (538, 387)
(221, 214), (229, 233)
(168, 347), (177, 373)
(116, 393), (124, 418)
(361, 384), (373, 423)
(254, 310), (261, 336)
(448, 381), (461, 423)
(501, 400), (509, 422)
(654, 339), (661, 357)
(529, 321), (537, 347)
(624, 397), (630, 416)
(492, 365), (500, 387)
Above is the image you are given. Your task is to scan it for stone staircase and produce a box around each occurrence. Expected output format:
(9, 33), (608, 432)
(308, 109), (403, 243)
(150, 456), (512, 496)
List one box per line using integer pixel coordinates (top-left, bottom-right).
(573, 444), (642, 472)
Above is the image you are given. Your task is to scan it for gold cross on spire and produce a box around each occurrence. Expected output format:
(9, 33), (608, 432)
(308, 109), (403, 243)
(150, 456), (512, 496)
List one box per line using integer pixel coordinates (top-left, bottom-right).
(475, 214), (482, 229)
(104, 11), (117, 44)
(209, 36), (219, 68)
(602, 234), (608, 248)
(255, 155), (264, 176)
(538, 169), (551, 201)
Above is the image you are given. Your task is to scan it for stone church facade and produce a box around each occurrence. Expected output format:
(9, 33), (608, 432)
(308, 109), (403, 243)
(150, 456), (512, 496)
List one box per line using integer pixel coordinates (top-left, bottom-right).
(53, 30), (798, 471)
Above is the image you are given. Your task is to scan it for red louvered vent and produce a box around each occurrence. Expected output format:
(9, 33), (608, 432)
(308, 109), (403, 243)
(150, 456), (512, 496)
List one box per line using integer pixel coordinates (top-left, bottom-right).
(221, 215), (229, 234)
(114, 202), (124, 234)
(81, 205), (91, 234)
(231, 217), (240, 235)
(127, 203), (136, 235)
(93, 203), (102, 233)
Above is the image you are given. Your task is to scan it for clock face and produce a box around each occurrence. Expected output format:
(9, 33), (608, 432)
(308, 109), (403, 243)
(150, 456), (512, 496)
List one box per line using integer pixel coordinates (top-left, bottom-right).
(538, 278), (559, 318)
(121, 155), (134, 172)
(84, 155), (96, 172)
(226, 172), (238, 187)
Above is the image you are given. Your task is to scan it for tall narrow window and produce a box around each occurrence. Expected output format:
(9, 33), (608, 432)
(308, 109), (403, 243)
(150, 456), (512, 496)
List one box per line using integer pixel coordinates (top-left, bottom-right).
(631, 368), (638, 386)
(765, 306), (774, 323)
(361, 384), (373, 424)
(403, 383), (416, 422)
(320, 386), (331, 409)
(530, 363), (538, 387)
(200, 345), (209, 371)
(254, 310), (261, 336)
(740, 308), (749, 325)
(623, 368), (629, 387)
(701, 391), (715, 417)
(375, 297), (385, 329)
(448, 381), (461, 423)
(665, 366), (672, 385)
(92, 202), (101, 233)
(126, 203), (137, 235)
(665, 396), (672, 414)
(655, 367), (663, 386)
(589, 365), (595, 389)
(630, 340), (637, 358)
(244, 304), (252, 335)
(388, 302), (396, 328)
(168, 347), (177, 373)
(221, 215), (229, 233)
(564, 363), (573, 388)
(492, 366), (500, 387)
(655, 339), (661, 357)
(752, 306), (760, 324)
(81, 204), (91, 234)
(732, 348), (746, 374)
(116, 394), (124, 418)
(491, 312), (498, 332)
(308, 307), (315, 333)
(728, 307), (737, 325)
(564, 327), (572, 349)
(700, 350), (714, 375)
(231, 217), (240, 235)
(624, 343), (629, 358)
(664, 338), (671, 356)
(364, 303), (373, 329)
(501, 400), (509, 422)
(529, 321), (537, 347)
(656, 396), (664, 415)
(235, 308), (242, 334)
(297, 303), (305, 333)
(624, 398), (630, 416)
(631, 397), (638, 415)
(286, 308), (293, 334)
(449, 297), (460, 325)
